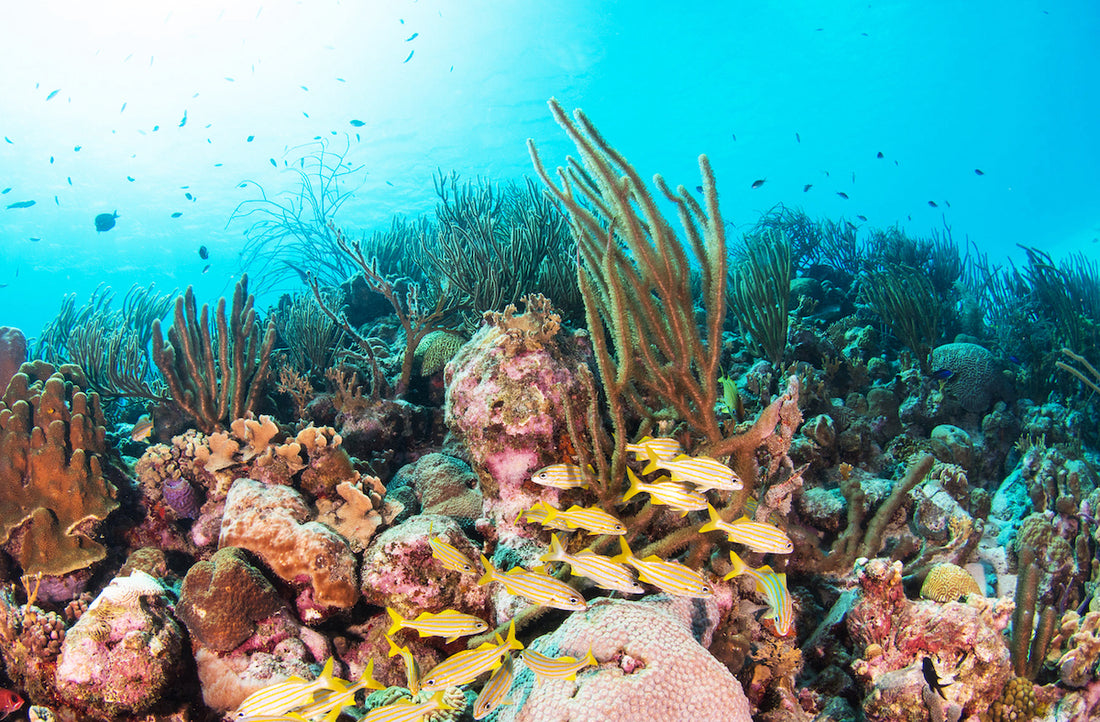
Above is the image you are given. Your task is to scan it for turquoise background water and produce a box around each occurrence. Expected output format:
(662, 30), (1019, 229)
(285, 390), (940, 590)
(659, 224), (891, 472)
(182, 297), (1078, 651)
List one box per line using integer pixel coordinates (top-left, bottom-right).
(1, 0), (1096, 338)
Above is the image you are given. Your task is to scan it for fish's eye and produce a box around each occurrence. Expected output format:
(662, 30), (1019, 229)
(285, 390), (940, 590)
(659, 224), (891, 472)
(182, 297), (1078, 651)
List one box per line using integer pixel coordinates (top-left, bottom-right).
(569, 596), (579, 604)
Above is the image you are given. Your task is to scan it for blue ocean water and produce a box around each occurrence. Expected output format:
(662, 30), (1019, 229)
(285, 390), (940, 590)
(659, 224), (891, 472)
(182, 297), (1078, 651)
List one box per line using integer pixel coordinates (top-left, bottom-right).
(0, 0), (1097, 338)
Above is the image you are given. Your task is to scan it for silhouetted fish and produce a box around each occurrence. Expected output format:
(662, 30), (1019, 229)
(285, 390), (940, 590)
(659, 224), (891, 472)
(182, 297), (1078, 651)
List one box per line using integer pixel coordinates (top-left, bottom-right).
(269, 158), (277, 167)
(695, 185), (703, 193)
(202, 264), (210, 274)
(876, 151), (884, 158)
(350, 119), (366, 127)
(185, 192), (193, 201)
(795, 132), (800, 143)
(751, 179), (766, 189)
(29, 237), (40, 242)
(803, 184), (812, 192)
(974, 169), (984, 175)
(127, 176), (135, 181)
(922, 657), (950, 699)
(179, 110), (187, 127)
(6, 200), (35, 209)
(74, 145), (81, 151)
(67, 177), (72, 185)
(46, 89), (60, 100)
(94, 211), (119, 232)
(856, 215), (868, 221)
(406, 32), (419, 41)
(928, 200), (938, 208)
(836, 192), (849, 199)
(403, 50), (414, 63)
(0, 188), (9, 194)
(247, 135), (254, 142)
(198, 245), (209, 259)
(152, 125), (159, 131)
(171, 212), (182, 218)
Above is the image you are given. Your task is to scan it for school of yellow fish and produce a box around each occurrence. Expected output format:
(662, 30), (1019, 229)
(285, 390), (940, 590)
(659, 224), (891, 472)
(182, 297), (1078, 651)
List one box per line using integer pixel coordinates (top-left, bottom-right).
(231, 436), (794, 721)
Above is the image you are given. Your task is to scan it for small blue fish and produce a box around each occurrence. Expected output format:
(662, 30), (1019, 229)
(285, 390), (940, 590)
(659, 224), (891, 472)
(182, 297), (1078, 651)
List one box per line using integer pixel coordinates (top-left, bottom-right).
(930, 369), (954, 381)
(127, 176), (135, 182)
(171, 212), (182, 218)
(837, 191), (849, 199)
(928, 200), (938, 208)
(403, 50), (414, 63)
(179, 110), (187, 127)
(73, 145), (81, 151)
(120, 102), (127, 113)
(349, 119), (365, 127)
(751, 179), (766, 189)
(269, 158), (277, 167)
(247, 135), (255, 142)
(974, 169), (984, 176)
(6, 200), (35, 209)
(1, 188), (11, 193)
(46, 89), (60, 100)
(406, 32), (419, 41)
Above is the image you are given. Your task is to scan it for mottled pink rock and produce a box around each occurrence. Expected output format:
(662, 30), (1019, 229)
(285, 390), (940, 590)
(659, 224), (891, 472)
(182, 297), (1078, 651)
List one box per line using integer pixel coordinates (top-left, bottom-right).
(55, 572), (184, 717)
(444, 297), (594, 536)
(359, 513), (491, 620)
(847, 558), (1013, 722)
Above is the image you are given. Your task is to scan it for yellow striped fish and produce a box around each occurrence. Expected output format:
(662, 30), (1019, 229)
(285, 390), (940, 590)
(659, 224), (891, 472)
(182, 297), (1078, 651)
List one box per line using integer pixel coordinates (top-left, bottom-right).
(698, 504), (793, 554)
(519, 501), (573, 531)
(642, 450), (743, 492)
(623, 468), (708, 513)
(232, 658), (346, 718)
(421, 622), (523, 690)
(473, 653), (514, 719)
(386, 607), (489, 643)
(624, 435), (683, 461)
(358, 690), (452, 722)
(725, 551), (794, 637)
(540, 533), (643, 594)
(385, 635), (421, 694)
(478, 554), (587, 610)
(613, 537), (714, 598)
(530, 463), (591, 489)
(542, 504), (626, 535)
(285, 662), (383, 722)
(428, 525), (479, 575)
(520, 647), (598, 682)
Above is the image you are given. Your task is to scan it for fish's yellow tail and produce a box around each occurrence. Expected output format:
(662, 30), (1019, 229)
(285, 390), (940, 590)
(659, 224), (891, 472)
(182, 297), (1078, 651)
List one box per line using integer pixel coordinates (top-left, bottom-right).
(385, 607), (405, 638)
(478, 554), (497, 587)
(623, 468), (644, 502)
(540, 533), (567, 565)
(698, 503), (723, 533)
(612, 536), (635, 565)
(503, 620), (523, 652)
(640, 447), (662, 476)
(725, 550), (748, 580)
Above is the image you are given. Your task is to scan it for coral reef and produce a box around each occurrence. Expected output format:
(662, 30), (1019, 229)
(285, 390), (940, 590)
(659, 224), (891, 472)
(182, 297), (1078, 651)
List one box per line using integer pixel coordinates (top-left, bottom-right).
(0, 361), (119, 579)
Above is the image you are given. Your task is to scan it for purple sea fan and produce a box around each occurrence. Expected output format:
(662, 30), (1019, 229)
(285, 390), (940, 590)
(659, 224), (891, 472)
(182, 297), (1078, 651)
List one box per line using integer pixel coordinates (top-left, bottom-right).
(163, 477), (203, 519)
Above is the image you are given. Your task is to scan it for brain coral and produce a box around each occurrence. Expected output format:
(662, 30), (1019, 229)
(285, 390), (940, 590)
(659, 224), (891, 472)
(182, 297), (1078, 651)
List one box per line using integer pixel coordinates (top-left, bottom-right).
(930, 342), (997, 413)
(496, 596), (752, 722)
(920, 562), (982, 602)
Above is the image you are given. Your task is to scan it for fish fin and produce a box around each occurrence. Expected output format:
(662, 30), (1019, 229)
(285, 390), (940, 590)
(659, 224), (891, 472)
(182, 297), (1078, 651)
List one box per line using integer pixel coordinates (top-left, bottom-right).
(584, 647), (598, 667)
(612, 536), (634, 564)
(362, 659), (383, 690)
(623, 468), (643, 501)
(725, 550), (748, 580)
(385, 634), (404, 658)
(431, 689), (454, 711)
(386, 607), (404, 638)
(478, 554), (495, 586)
(541, 533), (565, 564)
(698, 503), (721, 533)
(641, 447), (662, 475)
(505, 620), (523, 651)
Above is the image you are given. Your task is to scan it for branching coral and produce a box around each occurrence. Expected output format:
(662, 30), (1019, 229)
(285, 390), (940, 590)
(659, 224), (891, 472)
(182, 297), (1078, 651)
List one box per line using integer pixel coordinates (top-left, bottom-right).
(861, 264), (941, 373)
(729, 230), (792, 367)
(151, 275), (277, 433)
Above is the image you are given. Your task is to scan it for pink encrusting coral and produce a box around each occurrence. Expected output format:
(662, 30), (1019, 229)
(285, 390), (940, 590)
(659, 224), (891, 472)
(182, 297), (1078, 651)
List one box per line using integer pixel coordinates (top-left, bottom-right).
(444, 295), (594, 537)
(497, 596), (753, 722)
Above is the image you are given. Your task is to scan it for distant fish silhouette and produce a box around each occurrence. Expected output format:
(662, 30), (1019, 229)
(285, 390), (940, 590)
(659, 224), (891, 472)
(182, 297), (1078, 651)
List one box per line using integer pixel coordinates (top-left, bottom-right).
(185, 192), (194, 201)
(406, 32), (419, 41)
(171, 212), (182, 218)
(404, 50), (414, 63)
(927, 200), (938, 208)
(876, 151), (884, 158)
(120, 102), (127, 113)
(202, 264), (210, 274)
(94, 211), (119, 232)
(350, 119), (366, 127)
(246, 135), (254, 142)
(46, 89), (60, 100)
(179, 110), (187, 127)
(198, 245), (209, 260)
(29, 237), (40, 242)
(795, 132), (800, 143)
(127, 176), (135, 181)
(803, 184), (812, 192)
(856, 215), (868, 221)
(836, 192), (849, 199)
(974, 169), (984, 176)
(1, 188), (10, 194)
(269, 158), (277, 167)
(751, 179), (766, 189)
(695, 185), (703, 193)
(74, 145), (81, 151)
(6, 200), (35, 209)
